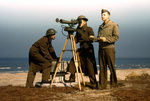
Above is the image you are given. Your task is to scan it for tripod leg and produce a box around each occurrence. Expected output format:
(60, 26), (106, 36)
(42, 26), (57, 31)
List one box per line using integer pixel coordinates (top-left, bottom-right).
(70, 35), (81, 90)
(77, 51), (85, 86)
(50, 36), (69, 88)
(73, 38), (85, 86)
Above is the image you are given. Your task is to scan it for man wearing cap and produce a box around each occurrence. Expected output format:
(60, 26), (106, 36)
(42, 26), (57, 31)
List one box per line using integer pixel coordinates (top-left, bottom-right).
(90, 9), (119, 89)
(66, 15), (98, 89)
(26, 28), (58, 88)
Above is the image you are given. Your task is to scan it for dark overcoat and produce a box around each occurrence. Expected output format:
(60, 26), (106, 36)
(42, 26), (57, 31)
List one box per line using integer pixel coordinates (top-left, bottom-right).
(29, 36), (57, 73)
(68, 24), (97, 76)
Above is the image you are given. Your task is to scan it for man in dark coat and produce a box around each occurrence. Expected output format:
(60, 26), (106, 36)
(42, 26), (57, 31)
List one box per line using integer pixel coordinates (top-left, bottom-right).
(90, 9), (119, 89)
(26, 28), (58, 88)
(66, 15), (97, 88)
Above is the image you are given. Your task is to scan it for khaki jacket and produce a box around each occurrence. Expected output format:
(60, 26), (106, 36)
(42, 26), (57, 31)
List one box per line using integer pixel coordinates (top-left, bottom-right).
(98, 20), (119, 49)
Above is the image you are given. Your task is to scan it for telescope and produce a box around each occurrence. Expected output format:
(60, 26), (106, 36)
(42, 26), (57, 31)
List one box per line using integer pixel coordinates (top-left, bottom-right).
(56, 18), (78, 26)
(56, 18), (78, 32)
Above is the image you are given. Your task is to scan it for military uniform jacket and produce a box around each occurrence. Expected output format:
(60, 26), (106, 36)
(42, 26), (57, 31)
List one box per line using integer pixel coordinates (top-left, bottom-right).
(29, 36), (57, 72)
(98, 20), (119, 49)
(75, 24), (97, 74)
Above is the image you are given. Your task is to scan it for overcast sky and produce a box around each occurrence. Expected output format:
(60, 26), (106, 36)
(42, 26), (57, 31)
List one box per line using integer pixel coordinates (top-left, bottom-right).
(0, 0), (150, 58)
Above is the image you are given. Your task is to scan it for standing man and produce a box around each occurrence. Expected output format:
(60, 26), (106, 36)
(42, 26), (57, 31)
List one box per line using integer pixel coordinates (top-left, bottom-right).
(66, 15), (98, 89)
(90, 9), (119, 89)
(26, 28), (58, 88)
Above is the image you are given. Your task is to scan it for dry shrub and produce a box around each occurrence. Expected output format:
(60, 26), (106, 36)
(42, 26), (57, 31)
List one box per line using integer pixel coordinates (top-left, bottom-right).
(125, 72), (150, 81)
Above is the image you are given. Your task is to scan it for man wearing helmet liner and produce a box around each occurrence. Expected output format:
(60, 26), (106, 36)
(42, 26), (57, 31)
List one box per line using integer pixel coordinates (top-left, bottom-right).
(26, 28), (58, 88)
(66, 15), (98, 89)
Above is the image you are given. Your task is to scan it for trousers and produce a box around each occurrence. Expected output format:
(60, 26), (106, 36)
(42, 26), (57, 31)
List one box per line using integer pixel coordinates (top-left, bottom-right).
(26, 61), (57, 87)
(99, 48), (117, 89)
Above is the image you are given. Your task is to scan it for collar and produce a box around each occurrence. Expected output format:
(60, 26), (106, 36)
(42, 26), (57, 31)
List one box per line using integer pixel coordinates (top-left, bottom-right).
(102, 20), (110, 25)
(100, 20), (111, 28)
(105, 19), (110, 24)
(78, 23), (88, 31)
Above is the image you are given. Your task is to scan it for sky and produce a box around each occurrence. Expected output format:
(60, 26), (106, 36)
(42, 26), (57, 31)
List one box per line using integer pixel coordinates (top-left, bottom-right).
(0, 0), (150, 58)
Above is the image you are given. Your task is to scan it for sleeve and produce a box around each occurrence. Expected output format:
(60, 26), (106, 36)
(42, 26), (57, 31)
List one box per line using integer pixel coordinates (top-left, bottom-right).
(88, 27), (95, 42)
(97, 26), (101, 38)
(75, 33), (79, 43)
(106, 24), (119, 43)
(93, 26), (101, 42)
(49, 45), (57, 60)
(88, 27), (94, 36)
(39, 41), (53, 62)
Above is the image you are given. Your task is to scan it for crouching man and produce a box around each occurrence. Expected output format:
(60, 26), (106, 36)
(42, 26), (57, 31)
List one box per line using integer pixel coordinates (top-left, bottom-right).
(26, 28), (58, 88)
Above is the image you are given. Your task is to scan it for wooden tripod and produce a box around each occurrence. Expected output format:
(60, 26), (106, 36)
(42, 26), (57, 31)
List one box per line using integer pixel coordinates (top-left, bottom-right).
(50, 31), (85, 90)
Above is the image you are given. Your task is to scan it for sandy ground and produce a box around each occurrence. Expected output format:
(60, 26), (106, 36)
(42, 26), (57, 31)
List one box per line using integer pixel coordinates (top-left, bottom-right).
(0, 68), (150, 101)
(0, 68), (150, 87)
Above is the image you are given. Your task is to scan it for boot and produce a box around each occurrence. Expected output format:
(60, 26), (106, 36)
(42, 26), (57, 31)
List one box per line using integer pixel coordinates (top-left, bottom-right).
(65, 74), (75, 82)
(88, 76), (98, 89)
